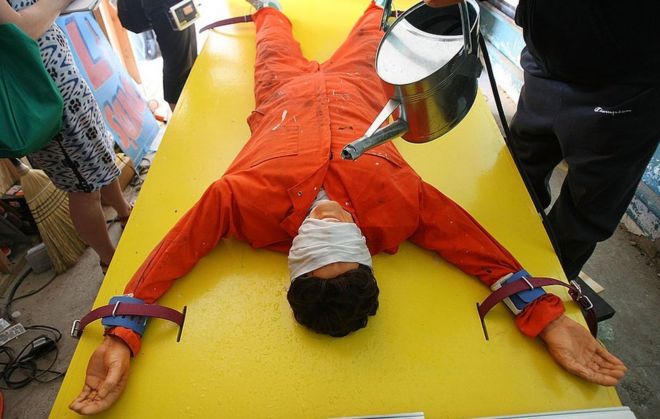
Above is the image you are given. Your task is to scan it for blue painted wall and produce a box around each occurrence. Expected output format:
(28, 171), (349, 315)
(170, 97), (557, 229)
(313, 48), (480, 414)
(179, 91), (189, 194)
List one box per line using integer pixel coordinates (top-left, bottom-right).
(642, 148), (660, 196)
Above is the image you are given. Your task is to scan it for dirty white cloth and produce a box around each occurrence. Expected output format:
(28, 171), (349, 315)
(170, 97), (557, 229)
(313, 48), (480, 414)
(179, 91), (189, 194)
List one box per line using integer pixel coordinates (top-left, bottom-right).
(288, 217), (372, 281)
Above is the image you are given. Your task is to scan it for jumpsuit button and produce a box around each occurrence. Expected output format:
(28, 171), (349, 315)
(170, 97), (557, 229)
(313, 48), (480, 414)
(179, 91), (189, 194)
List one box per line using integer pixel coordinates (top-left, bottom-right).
(345, 201), (350, 206)
(297, 191), (303, 197)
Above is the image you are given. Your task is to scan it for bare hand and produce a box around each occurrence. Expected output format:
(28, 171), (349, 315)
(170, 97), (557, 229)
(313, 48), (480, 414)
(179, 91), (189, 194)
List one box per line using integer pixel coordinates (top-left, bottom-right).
(69, 335), (131, 415)
(423, 0), (463, 7)
(539, 315), (627, 386)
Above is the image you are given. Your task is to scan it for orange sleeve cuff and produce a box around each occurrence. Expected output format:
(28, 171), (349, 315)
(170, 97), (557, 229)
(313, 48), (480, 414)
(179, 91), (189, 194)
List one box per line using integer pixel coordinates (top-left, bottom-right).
(105, 326), (142, 356)
(515, 293), (565, 338)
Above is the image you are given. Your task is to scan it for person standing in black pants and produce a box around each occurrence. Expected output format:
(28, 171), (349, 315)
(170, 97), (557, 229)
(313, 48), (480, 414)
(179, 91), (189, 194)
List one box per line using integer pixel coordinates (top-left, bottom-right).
(509, 0), (660, 281)
(425, 0), (660, 281)
(140, 0), (197, 110)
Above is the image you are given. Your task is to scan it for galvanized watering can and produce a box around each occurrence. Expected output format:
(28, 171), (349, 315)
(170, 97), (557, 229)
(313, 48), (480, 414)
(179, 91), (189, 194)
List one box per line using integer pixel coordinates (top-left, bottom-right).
(341, 0), (482, 160)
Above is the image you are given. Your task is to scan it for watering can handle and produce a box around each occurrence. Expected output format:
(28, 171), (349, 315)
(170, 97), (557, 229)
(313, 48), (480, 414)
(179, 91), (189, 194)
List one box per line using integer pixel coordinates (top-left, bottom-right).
(380, 0), (394, 32)
(404, 1), (472, 54)
(459, 1), (473, 55)
(365, 98), (401, 137)
(341, 96), (409, 160)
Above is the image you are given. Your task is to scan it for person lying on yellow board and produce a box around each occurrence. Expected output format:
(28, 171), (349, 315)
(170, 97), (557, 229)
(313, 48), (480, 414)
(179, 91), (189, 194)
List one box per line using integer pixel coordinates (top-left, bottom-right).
(69, 1), (627, 415)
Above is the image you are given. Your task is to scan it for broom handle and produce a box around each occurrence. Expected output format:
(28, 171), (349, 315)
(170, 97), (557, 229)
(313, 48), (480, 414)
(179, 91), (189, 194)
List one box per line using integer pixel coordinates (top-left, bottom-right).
(9, 158), (30, 176)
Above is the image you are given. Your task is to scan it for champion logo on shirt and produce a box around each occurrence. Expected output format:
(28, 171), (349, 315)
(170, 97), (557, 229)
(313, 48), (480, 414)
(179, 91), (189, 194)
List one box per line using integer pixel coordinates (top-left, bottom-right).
(594, 106), (632, 115)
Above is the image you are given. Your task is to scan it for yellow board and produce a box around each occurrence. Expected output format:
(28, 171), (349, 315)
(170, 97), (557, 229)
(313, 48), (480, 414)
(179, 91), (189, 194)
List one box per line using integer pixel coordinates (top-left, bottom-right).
(52, 1), (621, 417)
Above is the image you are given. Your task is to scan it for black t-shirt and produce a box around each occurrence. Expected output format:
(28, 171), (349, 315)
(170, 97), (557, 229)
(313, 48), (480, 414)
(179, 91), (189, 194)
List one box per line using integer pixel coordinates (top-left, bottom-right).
(515, 0), (660, 85)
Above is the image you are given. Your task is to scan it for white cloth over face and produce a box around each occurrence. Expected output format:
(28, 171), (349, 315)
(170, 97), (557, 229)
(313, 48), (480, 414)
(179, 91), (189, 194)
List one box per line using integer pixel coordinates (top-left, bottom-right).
(288, 218), (372, 280)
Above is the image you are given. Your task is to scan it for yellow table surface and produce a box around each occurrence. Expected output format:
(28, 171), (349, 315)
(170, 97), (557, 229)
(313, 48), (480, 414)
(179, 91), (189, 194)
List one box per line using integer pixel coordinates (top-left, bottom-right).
(52, 1), (621, 417)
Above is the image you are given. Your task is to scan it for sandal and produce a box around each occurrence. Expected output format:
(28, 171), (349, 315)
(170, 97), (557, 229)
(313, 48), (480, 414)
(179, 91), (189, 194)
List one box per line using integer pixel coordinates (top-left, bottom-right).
(100, 260), (110, 274)
(116, 205), (133, 230)
(117, 214), (130, 230)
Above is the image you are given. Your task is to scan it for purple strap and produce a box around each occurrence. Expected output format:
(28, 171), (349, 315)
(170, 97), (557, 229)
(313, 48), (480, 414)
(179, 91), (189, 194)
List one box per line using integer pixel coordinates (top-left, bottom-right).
(199, 15), (253, 32)
(477, 277), (597, 338)
(72, 303), (187, 342)
(199, 10), (404, 34)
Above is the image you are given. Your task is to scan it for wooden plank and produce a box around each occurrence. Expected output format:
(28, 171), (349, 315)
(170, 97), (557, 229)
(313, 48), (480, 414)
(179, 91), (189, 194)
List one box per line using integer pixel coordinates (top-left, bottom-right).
(579, 271), (606, 294)
(97, 0), (142, 84)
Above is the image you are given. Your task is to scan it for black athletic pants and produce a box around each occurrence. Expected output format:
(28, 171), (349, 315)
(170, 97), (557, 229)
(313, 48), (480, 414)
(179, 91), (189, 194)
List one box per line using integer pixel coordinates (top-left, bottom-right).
(510, 50), (660, 280)
(142, 0), (197, 105)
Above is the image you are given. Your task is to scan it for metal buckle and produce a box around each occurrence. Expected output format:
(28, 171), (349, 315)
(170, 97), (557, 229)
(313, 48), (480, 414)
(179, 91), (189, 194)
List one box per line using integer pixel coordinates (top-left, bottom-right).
(112, 301), (121, 317)
(70, 319), (81, 338)
(569, 280), (593, 311)
(570, 279), (582, 295)
(579, 295), (594, 311)
(521, 276), (534, 290)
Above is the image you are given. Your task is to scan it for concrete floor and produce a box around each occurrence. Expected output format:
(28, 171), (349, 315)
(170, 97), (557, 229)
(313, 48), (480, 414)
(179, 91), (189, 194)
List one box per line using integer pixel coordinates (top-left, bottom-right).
(2, 54), (658, 419)
(2, 225), (120, 419)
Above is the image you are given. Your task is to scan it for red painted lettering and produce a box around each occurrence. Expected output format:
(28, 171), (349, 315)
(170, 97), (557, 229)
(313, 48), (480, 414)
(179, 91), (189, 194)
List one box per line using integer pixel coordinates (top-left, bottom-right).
(65, 17), (112, 89)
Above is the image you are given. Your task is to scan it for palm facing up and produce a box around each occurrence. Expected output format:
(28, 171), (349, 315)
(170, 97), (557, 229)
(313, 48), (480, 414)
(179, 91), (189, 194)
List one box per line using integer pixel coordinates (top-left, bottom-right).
(539, 315), (627, 386)
(69, 335), (131, 415)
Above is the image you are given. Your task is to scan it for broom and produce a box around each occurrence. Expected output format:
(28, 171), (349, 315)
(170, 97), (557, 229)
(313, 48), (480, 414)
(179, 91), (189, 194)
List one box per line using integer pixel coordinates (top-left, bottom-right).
(10, 158), (86, 273)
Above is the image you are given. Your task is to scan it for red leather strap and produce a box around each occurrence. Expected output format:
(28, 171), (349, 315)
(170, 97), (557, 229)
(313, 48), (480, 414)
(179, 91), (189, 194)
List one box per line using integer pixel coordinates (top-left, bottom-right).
(199, 10), (404, 33)
(71, 303), (187, 341)
(199, 15), (253, 32)
(477, 277), (597, 337)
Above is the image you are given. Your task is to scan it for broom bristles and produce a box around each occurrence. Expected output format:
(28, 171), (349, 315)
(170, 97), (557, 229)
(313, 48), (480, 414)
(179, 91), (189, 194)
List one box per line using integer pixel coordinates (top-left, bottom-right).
(19, 169), (87, 273)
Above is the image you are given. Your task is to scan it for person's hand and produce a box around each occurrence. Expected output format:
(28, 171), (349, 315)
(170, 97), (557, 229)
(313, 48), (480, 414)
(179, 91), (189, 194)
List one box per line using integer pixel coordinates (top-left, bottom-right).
(539, 314), (627, 386)
(423, 0), (463, 7)
(69, 335), (132, 415)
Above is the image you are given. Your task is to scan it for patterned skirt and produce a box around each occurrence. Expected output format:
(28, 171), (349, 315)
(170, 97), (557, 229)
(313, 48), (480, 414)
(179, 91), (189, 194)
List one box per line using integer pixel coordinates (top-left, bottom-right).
(25, 18), (120, 193)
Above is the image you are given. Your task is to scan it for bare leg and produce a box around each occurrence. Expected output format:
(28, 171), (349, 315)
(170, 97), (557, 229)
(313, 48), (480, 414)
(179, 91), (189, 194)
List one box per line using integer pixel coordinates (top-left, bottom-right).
(99, 179), (132, 219)
(68, 191), (115, 266)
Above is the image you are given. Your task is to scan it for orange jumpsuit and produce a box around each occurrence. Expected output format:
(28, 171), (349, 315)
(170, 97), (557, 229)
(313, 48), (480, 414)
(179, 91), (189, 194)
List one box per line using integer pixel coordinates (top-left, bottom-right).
(110, 4), (563, 355)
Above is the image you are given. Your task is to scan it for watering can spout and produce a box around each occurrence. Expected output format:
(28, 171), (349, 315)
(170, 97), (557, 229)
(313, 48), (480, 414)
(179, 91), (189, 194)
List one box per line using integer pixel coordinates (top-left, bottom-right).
(341, 97), (408, 160)
(343, 0), (481, 160)
(341, 119), (409, 160)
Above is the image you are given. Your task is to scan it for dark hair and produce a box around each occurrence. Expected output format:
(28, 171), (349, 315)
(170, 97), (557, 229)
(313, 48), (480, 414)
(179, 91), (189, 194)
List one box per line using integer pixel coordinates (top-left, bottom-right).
(286, 265), (379, 337)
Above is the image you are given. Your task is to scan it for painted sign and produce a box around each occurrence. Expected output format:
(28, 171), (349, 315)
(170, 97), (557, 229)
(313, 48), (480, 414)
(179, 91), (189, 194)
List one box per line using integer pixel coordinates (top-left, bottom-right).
(56, 12), (158, 165)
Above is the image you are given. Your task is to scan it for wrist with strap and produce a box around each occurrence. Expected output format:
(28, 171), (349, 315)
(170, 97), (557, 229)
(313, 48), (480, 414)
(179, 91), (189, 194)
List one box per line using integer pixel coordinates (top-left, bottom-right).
(101, 296), (148, 335)
(71, 295), (187, 344)
(515, 294), (564, 338)
(105, 326), (142, 356)
(490, 270), (546, 315)
(478, 276), (597, 339)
